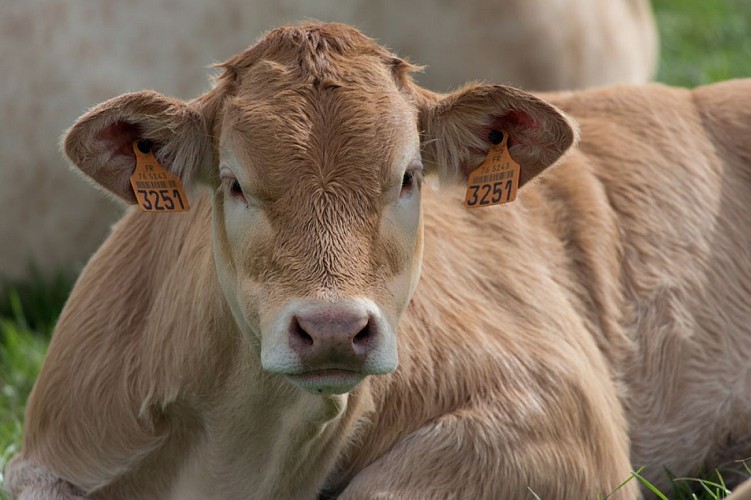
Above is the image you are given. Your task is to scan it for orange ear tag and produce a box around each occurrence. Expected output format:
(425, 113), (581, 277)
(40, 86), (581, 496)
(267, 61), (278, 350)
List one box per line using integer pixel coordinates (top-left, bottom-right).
(129, 141), (190, 212)
(464, 130), (520, 208)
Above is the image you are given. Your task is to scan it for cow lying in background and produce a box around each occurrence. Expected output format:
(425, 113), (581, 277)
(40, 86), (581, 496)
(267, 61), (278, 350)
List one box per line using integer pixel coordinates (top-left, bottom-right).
(6, 22), (751, 499)
(1, 0), (658, 285)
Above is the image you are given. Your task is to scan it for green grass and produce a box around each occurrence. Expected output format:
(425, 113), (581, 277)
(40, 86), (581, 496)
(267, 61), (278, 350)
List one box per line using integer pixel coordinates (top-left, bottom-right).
(1, 2), (751, 498)
(0, 284), (64, 499)
(653, 0), (751, 86)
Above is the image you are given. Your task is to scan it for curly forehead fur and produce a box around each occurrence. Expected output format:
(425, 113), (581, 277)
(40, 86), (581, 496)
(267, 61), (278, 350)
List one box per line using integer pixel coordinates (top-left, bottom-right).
(218, 22), (419, 89)
(213, 22), (421, 187)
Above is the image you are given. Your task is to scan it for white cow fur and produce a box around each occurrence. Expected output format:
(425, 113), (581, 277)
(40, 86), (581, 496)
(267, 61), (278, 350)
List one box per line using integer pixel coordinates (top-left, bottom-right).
(0, 0), (657, 283)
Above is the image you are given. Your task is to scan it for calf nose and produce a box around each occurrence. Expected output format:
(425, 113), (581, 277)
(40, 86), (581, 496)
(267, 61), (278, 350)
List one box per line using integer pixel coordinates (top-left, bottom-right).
(289, 305), (376, 365)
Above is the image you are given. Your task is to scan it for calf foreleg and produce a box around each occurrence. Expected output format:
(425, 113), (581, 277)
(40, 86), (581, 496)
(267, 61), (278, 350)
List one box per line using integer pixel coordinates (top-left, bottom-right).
(339, 405), (637, 500)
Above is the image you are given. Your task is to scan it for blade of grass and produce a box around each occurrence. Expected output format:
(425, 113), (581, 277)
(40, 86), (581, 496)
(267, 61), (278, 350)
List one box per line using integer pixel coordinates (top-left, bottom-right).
(674, 477), (731, 499)
(600, 466), (644, 500)
(527, 486), (542, 500)
(631, 470), (670, 500)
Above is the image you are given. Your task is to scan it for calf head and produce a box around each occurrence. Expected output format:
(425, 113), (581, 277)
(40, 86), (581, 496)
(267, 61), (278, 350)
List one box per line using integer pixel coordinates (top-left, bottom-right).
(63, 23), (576, 395)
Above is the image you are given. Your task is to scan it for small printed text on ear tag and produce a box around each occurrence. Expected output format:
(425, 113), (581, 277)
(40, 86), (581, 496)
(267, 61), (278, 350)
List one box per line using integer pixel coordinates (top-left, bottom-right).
(129, 140), (190, 212)
(464, 130), (520, 208)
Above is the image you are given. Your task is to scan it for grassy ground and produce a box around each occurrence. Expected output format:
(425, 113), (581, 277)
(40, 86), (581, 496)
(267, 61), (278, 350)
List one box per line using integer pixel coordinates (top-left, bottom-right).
(0, 275), (72, 495)
(1, 1), (750, 498)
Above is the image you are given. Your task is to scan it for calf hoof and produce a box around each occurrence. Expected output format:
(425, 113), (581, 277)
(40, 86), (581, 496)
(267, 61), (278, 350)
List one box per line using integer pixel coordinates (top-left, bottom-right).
(4, 455), (87, 500)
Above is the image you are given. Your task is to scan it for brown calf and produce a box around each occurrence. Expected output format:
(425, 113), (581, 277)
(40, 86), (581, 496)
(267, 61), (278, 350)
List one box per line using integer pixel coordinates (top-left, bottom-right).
(6, 23), (751, 499)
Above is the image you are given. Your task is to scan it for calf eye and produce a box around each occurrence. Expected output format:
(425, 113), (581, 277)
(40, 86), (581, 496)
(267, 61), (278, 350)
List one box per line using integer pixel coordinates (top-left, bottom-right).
(401, 171), (414, 190)
(219, 167), (248, 205)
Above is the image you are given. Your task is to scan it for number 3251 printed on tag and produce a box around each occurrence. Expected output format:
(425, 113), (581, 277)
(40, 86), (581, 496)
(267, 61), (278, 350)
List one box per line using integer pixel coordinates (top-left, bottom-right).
(129, 141), (190, 212)
(464, 130), (520, 209)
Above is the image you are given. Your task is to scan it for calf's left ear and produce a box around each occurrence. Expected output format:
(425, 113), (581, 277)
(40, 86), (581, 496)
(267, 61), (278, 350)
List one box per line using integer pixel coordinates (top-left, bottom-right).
(63, 90), (211, 204)
(419, 84), (578, 187)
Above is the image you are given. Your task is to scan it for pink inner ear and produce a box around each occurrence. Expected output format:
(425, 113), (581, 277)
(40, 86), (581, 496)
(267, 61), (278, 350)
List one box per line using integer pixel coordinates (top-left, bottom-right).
(95, 121), (143, 158)
(483, 110), (540, 147)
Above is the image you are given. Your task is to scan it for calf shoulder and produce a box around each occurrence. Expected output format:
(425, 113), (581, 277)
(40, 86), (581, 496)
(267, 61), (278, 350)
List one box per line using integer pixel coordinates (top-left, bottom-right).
(17, 198), (230, 496)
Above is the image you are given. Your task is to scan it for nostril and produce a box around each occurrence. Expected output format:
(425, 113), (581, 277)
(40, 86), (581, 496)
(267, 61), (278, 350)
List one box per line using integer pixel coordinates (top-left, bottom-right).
(290, 317), (314, 347)
(353, 322), (372, 346)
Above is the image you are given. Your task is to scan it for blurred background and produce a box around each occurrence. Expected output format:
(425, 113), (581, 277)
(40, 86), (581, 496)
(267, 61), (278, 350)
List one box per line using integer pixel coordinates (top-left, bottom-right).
(1, 1), (750, 497)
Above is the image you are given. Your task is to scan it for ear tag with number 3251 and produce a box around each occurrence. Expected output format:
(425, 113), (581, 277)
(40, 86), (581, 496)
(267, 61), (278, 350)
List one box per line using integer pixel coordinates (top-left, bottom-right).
(464, 130), (520, 208)
(129, 140), (190, 212)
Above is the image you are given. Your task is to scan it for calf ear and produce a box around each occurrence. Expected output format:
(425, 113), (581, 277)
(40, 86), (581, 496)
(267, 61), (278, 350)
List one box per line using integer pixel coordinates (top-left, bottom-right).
(62, 90), (210, 203)
(419, 84), (578, 187)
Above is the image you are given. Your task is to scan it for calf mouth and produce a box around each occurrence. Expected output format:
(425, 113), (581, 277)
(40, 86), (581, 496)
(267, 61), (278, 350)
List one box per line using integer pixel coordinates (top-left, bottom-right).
(286, 368), (365, 395)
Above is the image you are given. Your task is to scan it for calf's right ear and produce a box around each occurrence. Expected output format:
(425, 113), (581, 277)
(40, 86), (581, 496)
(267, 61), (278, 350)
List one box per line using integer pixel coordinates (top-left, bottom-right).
(63, 90), (211, 204)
